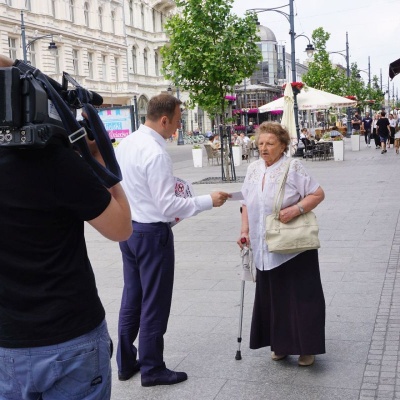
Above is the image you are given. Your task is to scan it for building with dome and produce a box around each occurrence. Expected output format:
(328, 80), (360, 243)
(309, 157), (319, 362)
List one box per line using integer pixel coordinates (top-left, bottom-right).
(234, 22), (309, 130)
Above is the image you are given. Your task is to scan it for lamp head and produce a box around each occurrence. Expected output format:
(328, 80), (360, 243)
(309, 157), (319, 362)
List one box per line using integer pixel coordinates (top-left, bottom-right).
(305, 43), (315, 58)
(48, 41), (57, 56)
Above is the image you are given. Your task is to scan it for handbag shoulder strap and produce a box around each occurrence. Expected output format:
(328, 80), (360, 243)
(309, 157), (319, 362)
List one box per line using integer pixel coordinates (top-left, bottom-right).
(272, 159), (292, 216)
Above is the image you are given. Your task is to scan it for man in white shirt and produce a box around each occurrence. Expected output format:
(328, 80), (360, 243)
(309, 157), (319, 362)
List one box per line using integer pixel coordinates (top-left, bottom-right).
(115, 94), (230, 387)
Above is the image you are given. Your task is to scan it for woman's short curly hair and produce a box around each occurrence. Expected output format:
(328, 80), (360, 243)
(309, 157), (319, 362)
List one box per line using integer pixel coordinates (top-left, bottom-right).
(255, 122), (290, 152)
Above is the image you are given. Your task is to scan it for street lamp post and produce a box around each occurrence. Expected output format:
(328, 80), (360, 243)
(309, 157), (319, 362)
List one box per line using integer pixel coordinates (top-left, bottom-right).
(329, 32), (351, 137)
(357, 57), (372, 114)
(167, 85), (184, 145)
(21, 10), (57, 63)
(248, 2), (314, 141)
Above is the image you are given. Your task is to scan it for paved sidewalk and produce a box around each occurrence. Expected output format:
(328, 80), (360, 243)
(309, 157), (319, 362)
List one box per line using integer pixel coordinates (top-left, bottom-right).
(85, 137), (400, 399)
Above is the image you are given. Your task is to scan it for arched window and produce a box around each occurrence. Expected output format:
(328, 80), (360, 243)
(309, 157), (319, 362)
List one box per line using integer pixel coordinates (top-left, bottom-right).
(143, 49), (148, 75)
(98, 7), (103, 31)
(131, 46), (137, 74)
(111, 11), (115, 34)
(69, 0), (74, 23)
(129, 0), (134, 26)
(154, 52), (159, 76)
(141, 4), (145, 30)
(84, 2), (89, 27)
(87, 52), (93, 79)
(72, 49), (79, 76)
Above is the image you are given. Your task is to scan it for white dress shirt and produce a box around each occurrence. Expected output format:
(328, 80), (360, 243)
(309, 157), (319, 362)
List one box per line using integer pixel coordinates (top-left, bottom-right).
(116, 125), (212, 223)
(241, 155), (320, 271)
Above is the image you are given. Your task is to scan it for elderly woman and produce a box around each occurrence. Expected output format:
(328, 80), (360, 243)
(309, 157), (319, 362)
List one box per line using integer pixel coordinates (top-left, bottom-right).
(238, 122), (325, 367)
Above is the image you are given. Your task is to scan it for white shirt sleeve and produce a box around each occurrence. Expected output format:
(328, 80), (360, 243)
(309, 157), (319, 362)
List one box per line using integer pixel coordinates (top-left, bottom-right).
(146, 153), (212, 220)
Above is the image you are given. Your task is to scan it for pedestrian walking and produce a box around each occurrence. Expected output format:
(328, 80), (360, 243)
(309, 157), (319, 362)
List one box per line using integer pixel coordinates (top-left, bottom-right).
(376, 111), (391, 154)
(237, 121), (326, 367)
(115, 94), (230, 387)
(389, 114), (397, 149)
(362, 112), (373, 147)
(351, 112), (362, 134)
(372, 113), (381, 149)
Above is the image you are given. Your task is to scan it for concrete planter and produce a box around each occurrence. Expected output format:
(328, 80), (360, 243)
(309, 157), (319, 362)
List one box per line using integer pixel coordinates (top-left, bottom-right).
(192, 148), (203, 168)
(332, 140), (344, 161)
(232, 146), (242, 166)
(351, 134), (360, 151)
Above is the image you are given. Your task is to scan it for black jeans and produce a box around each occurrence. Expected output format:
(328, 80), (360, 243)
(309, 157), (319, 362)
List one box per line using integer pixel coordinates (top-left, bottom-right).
(364, 129), (371, 144)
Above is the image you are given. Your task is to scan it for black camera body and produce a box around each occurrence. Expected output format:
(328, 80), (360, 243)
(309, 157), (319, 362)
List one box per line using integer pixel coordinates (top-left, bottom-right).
(0, 62), (102, 148)
(0, 66), (67, 147)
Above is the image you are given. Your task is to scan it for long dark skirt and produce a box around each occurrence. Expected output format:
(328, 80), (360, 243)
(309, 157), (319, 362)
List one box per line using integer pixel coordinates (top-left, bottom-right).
(390, 127), (395, 144)
(250, 250), (325, 355)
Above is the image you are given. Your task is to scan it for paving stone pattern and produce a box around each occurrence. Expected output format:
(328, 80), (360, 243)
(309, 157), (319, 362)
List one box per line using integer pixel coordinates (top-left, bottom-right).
(84, 137), (400, 399)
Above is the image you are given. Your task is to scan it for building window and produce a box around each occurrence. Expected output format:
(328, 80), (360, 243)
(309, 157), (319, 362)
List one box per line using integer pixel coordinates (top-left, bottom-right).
(25, 0), (31, 11)
(141, 4), (145, 30)
(154, 52), (159, 76)
(143, 49), (148, 75)
(72, 49), (79, 76)
(111, 11), (115, 34)
(152, 9), (156, 32)
(131, 46), (137, 74)
(98, 7), (103, 30)
(69, 0), (74, 23)
(8, 37), (17, 60)
(102, 55), (107, 80)
(115, 57), (119, 82)
(84, 2), (89, 27)
(129, 0), (134, 26)
(87, 52), (93, 79)
(28, 42), (36, 66)
(51, 0), (56, 17)
(5, 0), (12, 6)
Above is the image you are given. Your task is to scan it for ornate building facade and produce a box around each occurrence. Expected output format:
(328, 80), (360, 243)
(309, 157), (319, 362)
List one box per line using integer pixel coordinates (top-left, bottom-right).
(0, 1), (308, 133)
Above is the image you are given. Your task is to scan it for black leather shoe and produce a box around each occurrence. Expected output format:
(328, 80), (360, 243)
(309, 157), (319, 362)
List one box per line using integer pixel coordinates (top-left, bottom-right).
(118, 362), (141, 381)
(141, 368), (188, 387)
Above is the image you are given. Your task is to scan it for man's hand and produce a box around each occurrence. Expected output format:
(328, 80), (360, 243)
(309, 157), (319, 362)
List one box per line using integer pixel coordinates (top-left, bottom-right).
(210, 191), (231, 207)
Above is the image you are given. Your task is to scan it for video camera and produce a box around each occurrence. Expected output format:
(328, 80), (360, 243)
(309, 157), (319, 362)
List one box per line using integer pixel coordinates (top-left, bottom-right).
(0, 60), (121, 188)
(0, 60), (102, 148)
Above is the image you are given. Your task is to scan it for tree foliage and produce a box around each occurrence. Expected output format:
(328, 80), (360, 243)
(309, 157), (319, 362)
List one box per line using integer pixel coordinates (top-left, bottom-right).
(302, 27), (384, 111)
(302, 27), (343, 94)
(161, 0), (262, 121)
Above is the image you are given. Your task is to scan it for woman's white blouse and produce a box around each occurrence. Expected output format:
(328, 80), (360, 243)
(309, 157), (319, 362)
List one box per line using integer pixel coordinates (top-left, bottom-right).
(241, 155), (320, 271)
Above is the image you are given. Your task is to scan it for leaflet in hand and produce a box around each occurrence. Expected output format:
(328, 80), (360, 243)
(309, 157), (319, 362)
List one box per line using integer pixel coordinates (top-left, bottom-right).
(171, 177), (194, 227)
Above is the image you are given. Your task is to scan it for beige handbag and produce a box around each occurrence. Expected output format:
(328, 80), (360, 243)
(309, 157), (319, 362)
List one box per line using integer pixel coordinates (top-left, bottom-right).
(265, 160), (320, 254)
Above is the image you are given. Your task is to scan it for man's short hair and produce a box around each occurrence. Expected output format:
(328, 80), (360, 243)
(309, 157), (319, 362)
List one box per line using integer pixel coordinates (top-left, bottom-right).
(147, 94), (182, 122)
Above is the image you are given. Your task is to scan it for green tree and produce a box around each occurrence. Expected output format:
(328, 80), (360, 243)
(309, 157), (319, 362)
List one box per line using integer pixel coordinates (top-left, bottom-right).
(302, 27), (344, 94)
(161, 0), (262, 124)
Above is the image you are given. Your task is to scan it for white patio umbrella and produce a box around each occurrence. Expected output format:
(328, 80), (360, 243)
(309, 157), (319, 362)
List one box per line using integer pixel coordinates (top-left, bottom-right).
(280, 83), (297, 156)
(259, 86), (357, 113)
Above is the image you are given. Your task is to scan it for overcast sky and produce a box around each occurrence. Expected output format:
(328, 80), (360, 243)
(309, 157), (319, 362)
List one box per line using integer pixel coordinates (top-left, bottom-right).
(231, 0), (400, 99)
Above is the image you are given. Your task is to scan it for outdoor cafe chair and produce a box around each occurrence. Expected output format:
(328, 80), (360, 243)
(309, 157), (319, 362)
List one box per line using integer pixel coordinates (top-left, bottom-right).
(204, 143), (220, 166)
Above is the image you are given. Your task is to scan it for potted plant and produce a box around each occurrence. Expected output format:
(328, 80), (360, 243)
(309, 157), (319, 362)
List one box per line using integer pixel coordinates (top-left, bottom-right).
(351, 131), (360, 151)
(283, 82), (305, 95)
(192, 144), (203, 168)
(332, 136), (344, 161)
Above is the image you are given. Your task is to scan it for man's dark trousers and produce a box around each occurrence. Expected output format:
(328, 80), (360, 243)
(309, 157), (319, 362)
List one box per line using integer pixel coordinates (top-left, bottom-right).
(117, 221), (174, 376)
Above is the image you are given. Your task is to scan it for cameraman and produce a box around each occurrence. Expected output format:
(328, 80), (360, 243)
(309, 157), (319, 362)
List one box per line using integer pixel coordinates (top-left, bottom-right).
(0, 55), (132, 399)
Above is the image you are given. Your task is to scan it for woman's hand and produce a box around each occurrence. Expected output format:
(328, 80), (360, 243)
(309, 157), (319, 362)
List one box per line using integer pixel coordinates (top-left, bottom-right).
(279, 205), (299, 224)
(237, 234), (250, 249)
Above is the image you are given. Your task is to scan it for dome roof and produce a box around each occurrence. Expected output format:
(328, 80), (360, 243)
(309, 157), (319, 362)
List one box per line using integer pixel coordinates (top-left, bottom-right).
(257, 25), (277, 42)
